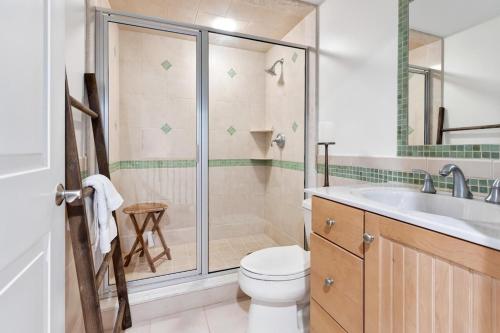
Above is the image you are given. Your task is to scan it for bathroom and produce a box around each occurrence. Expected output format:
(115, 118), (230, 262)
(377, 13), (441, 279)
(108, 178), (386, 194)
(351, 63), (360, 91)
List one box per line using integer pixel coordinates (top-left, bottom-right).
(2, 0), (500, 332)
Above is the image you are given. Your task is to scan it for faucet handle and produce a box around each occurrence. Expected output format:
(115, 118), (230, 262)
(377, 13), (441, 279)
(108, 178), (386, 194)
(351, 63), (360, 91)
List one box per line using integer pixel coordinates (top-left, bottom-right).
(412, 169), (437, 194)
(485, 179), (500, 205)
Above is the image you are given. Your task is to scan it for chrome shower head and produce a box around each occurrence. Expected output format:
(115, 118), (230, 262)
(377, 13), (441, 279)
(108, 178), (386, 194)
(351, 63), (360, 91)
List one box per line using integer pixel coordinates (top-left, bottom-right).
(265, 58), (284, 76)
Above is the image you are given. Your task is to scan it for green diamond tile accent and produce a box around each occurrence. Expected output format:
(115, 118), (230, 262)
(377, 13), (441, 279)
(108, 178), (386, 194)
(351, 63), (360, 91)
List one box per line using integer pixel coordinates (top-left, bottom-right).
(291, 52), (298, 63)
(161, 123), (172, 135)
(292, 121), (299, 132)
(161, 60), (172, 71)
(227, 126), (236, 136)
(227, 68), (237, 78)
(408, 126), (414, 135)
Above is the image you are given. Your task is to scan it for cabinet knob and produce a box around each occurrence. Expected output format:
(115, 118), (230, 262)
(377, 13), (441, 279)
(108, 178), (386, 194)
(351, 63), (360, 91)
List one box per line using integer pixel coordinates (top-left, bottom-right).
(324, 277), (334, 287)
(363, 232), (375, 244)
(325, 218), (336, 227)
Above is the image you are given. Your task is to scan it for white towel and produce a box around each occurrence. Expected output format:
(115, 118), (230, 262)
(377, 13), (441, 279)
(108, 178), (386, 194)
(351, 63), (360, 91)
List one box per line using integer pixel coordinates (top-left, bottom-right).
(83, 174), (123, 254)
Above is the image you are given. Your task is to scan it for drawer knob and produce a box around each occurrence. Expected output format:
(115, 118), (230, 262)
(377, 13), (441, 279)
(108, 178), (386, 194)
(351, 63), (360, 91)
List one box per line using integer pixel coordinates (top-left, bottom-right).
(325, 218), (336, 227)
(363, 233), (375, 244)
(324, 277), (334, 287)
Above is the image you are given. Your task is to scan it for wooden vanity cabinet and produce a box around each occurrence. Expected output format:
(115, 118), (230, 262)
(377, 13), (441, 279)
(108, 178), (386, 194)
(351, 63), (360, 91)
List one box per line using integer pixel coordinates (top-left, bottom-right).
(310, 196), (500, 333)
(365, 212), (500, 333)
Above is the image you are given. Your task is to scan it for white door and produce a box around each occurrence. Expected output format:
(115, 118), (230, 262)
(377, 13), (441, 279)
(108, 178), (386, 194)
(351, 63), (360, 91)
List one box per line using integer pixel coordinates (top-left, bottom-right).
(0, 1), (66, 332)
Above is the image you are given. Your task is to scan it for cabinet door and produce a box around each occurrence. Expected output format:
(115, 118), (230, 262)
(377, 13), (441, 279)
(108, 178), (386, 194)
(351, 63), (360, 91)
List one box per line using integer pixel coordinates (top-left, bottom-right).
(310, 300), (346, 333)
(365, 212), (500, 333)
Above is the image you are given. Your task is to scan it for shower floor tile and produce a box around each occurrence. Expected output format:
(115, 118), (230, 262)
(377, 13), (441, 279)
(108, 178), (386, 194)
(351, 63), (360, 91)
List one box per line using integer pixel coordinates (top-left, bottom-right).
(109, 233), (277, 283)
(208, 234), (277, 272)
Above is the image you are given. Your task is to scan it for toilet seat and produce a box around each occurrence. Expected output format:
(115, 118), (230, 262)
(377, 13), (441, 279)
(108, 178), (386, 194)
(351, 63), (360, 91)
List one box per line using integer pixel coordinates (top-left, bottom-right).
(240, 245), (310, 281)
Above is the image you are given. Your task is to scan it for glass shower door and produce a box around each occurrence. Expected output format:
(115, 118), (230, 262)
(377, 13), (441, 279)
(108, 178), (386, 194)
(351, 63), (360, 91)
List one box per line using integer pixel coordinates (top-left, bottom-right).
(207, 33), (306, 272)
(106, 22), (201, 285)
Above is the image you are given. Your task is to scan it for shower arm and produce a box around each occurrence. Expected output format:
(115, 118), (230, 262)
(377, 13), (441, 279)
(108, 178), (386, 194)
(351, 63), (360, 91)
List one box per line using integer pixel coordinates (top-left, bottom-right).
(266, 58), (284, 75)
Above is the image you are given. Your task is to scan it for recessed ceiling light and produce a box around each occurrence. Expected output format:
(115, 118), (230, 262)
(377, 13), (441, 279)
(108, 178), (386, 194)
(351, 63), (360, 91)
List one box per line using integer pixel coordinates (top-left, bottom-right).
(212, 17), (237, 32)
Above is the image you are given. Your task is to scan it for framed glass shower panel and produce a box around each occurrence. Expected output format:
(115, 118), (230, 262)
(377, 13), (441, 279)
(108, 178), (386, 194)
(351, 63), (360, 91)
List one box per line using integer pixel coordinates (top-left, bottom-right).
(104, 20), (202, 286)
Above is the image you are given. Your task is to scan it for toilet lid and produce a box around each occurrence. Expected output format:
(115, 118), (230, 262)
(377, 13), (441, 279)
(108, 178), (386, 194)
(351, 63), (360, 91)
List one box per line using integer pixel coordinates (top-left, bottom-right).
(240, 245), (310, 277)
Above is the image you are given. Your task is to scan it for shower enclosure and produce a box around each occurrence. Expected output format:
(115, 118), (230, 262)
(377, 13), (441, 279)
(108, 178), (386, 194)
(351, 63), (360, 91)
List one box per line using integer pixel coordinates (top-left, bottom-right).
(96, 9), (308, 290)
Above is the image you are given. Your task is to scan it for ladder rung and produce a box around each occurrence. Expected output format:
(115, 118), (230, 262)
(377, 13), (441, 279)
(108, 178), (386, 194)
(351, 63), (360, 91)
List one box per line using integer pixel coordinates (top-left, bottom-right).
(70, 95), (99, 119)
(113, 299), (127, 333)
(95, 238), (118, 287)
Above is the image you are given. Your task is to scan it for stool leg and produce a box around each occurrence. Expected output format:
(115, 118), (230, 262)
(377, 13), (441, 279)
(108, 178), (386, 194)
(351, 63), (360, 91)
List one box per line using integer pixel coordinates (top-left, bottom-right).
(130, 213), (156, 273)
(124, 237), (139, 267)
(124, 213), (146, 266)
(152, 211), (172, 260)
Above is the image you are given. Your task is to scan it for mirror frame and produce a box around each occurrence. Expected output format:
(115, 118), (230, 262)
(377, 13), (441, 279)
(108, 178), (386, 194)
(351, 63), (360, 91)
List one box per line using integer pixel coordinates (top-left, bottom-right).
(397, 0), (500, 159)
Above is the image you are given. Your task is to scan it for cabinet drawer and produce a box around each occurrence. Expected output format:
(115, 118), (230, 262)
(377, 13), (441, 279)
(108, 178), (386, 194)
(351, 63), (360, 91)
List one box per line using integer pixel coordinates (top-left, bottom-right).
(312, 196), (364, 257)
(310, 299), (346, 333)
(310, 233), (363, 333)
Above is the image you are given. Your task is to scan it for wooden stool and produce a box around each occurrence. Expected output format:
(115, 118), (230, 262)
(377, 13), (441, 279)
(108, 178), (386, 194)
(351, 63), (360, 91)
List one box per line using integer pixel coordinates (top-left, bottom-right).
(123, 202), (172, 273)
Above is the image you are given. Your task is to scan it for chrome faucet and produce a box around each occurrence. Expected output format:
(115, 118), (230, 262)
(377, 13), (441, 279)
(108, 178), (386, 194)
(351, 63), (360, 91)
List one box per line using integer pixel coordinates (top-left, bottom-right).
(412, 169), (436, 194)
(485, 179), (500, 205)
(439, 164), (473, 199)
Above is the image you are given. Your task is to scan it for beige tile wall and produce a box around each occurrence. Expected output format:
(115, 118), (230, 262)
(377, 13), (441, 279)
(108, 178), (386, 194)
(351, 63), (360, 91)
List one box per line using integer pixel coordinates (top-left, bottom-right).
(109, 11), (315, 264)
(261, 13), (313, 247)
(208, 38), (270, 242)
(110, 28), (198, 249)
(112, 28), (276, 248)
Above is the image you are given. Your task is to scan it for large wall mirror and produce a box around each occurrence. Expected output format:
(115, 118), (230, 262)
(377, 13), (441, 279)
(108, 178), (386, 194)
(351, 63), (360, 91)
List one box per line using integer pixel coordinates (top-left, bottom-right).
(399, 0), (500, 157)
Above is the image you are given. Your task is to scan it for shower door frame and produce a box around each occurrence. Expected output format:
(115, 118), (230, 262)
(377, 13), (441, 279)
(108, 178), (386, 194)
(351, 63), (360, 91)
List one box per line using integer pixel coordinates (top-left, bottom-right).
(96, 8), (311, 295)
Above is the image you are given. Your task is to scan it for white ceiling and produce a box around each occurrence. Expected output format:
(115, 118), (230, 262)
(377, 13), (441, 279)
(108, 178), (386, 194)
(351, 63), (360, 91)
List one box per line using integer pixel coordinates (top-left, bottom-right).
(109, 0), (316, 41)
(410, 0), (500, 37)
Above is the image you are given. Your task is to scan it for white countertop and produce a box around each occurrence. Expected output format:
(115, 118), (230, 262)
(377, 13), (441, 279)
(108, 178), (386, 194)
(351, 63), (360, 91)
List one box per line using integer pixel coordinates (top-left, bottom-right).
(305, 184), (500, 251)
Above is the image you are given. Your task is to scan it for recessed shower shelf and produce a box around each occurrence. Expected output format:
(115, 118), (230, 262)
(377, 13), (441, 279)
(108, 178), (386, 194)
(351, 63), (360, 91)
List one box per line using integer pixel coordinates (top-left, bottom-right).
(249, 128), (274, 133)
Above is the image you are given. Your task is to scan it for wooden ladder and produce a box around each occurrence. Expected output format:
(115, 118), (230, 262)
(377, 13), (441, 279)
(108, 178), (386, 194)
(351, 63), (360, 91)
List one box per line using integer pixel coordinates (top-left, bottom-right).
(65, 73), (132, 332)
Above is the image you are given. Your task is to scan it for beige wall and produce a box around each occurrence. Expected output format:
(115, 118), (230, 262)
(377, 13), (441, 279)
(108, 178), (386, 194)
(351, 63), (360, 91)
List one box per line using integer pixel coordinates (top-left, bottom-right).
(263, 44), (305, 246)
(262, 13), (313, 247)
(109, 28), (198, 250)
(208, 41), (270, 241)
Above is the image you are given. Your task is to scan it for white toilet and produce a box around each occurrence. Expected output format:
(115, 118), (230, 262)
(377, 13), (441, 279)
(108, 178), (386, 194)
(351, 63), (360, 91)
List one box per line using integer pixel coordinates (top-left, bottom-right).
(239, 198), (312, 333)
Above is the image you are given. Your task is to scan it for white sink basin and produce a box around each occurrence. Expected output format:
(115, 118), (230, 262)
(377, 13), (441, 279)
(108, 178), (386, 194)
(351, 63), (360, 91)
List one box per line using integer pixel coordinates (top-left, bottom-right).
(353, 187), (500, 225)
(306, 185), (500, 250)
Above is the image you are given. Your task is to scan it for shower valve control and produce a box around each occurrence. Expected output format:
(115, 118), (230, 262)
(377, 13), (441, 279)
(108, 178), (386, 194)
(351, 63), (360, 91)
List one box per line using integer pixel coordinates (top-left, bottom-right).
(271, 133), (286, 148)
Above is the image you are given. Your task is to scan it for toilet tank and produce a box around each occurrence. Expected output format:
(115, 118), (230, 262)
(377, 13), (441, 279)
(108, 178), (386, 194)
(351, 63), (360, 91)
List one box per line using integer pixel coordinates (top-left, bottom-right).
(302, 198), (312, 248)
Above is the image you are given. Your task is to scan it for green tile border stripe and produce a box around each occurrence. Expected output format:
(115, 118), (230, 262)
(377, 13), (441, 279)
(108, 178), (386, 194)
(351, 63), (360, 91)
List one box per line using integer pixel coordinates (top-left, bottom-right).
(118, 160), (197, 169)
(317, 163), (495, 195)
(398, 144), (500, 159)
(396, 0), (500, 159)
(109, 159), (304, 173)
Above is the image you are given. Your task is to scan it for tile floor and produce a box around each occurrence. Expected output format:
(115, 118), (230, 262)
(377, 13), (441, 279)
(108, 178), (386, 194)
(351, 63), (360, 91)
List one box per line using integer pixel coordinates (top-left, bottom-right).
(110, 233), (277, 283)
(208, 234), (277, 272)
(119, 298), (251, 333)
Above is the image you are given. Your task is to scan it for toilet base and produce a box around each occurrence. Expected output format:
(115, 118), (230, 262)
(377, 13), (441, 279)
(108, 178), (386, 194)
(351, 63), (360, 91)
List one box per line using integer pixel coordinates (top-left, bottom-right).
(247, 300), (303, 333)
